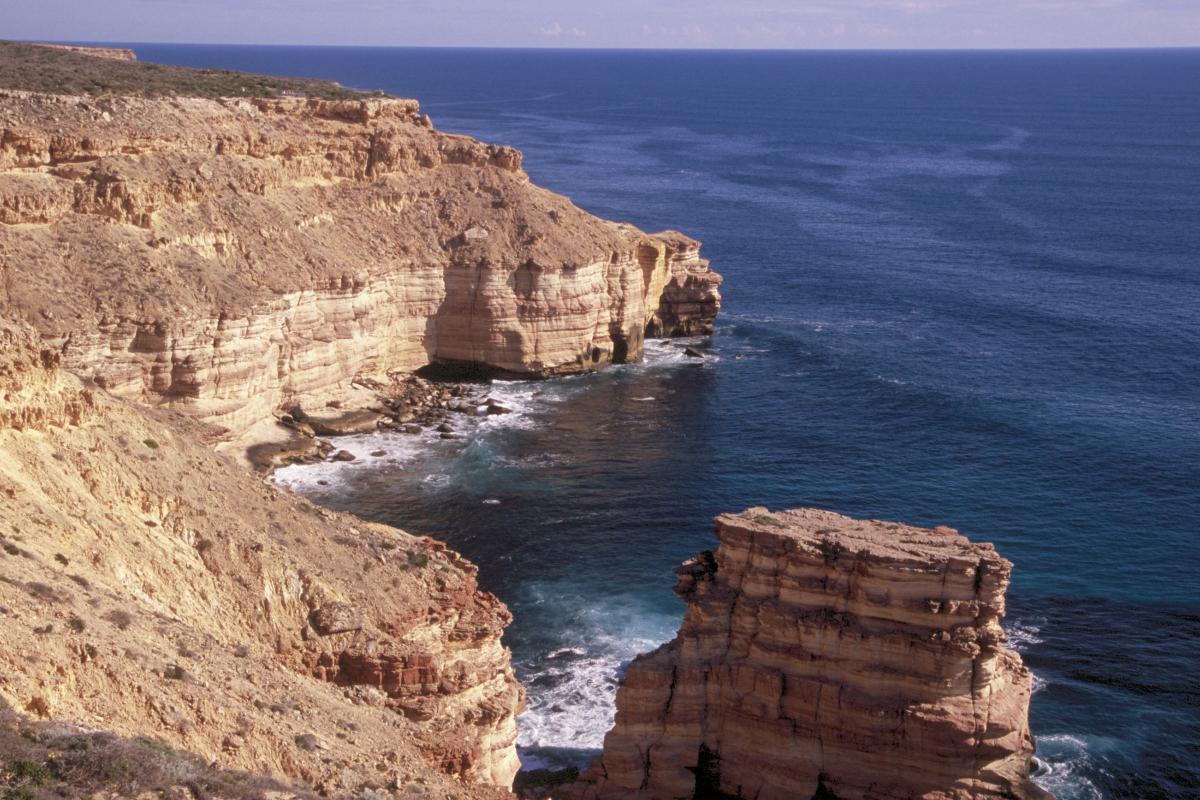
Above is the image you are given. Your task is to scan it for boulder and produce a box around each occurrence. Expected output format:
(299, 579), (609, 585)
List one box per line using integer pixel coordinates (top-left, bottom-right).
(309, 602), (364, 635)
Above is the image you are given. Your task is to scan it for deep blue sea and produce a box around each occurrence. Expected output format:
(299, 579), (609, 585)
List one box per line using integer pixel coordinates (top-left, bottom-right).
(125, 45), (1199, 798)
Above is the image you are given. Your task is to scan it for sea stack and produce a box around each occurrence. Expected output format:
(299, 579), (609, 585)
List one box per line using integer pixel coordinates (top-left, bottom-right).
(573, 507), (1048, 800)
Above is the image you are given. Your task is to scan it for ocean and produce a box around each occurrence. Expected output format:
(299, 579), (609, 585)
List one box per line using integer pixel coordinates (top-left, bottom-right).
(126, 45), (1199, 798)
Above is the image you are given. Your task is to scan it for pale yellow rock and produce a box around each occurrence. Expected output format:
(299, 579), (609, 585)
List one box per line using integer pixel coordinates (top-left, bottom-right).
(0, 318), (519, 797)
(0, 90), (722, 450)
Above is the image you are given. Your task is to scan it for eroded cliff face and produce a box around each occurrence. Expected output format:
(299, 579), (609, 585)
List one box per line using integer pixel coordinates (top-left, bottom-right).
(0, 317), (522, 797)
(0, 91), (721, 443)
(574, 508), (1047, 800)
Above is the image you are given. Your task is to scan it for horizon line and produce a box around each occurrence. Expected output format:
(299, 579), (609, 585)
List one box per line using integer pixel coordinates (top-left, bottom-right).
(19, 38), (1200, 54)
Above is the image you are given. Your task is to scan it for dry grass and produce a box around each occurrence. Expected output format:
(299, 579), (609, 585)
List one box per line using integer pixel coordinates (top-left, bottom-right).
(0, 703), (317, 800)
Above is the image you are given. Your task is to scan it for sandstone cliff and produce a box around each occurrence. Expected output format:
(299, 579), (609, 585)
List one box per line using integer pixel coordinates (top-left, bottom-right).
(0, 317), (522, 797)
(573, 508), (1047, 800)
(0, 89), (721, 448)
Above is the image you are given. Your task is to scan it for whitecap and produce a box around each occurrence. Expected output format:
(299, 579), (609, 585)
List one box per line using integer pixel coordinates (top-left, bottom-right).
(1004, 618), (1045, 652)
(1031, 734), (1106, 800)
(420, 472), (451, 489)
(515, 593), (679, 760)
(271, 430), (428, 492)
(640, 340), (690, 367)
(471, 378), (563, 431)
(634, 339), (722, 370)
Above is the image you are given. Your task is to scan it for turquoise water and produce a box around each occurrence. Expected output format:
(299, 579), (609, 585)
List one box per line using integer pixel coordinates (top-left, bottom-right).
(133, 45), (1200, 798)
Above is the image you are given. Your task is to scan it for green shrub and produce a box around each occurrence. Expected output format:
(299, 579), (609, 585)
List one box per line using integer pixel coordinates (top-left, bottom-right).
(104, 609), (134, 630)
(162, 664), (188, 681)
(23, 583), (60, 603)
(0, 41), (373, 100)
(5, 758), (51, 785)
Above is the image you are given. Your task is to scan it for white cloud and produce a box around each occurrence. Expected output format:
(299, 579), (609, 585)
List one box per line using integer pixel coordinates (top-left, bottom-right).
(540, 21), (587, 38)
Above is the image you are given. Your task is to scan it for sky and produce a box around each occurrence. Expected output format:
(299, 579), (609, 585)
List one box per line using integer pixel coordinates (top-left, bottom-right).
(5, 0), (1199, 49)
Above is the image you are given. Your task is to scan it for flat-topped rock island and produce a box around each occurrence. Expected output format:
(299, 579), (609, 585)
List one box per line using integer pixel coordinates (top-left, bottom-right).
(572, 508), (1047, 800)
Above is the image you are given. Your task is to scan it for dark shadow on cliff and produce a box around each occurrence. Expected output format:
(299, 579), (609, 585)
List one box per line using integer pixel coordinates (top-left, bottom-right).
(513, 765), (581, 798)
(810, 773), (844, 800)
(414, 277), (534, 383)
(416, 359), (517, 382)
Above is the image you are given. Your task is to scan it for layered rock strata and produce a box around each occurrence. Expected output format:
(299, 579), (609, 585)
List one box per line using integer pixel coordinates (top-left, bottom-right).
(0, 90), (721, 445)
(574, 507), (1047, 800)
(0, 317), (521, 797)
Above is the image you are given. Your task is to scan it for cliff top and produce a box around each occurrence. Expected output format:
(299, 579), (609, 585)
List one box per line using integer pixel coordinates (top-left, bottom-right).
(0, 84), (645, 333)
(0, 40), (371, 98)
(33, 43), (138, 61)
(719, 506), (1009, 570)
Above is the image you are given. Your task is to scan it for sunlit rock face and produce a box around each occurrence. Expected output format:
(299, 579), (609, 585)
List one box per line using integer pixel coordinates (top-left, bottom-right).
(0, 91), (721, 443)
(0, 316), (522, 795)
(573, 507), (1048, 800)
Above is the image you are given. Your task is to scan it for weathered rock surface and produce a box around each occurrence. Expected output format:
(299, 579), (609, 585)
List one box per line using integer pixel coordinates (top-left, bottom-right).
(574, 507), (1047, 800)
(0, 317), (520, 797)
(0, 90), (721, 449)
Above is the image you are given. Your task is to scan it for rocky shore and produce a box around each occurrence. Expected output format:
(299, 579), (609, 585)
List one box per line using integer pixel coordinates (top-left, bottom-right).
(247, 373), (489, 472)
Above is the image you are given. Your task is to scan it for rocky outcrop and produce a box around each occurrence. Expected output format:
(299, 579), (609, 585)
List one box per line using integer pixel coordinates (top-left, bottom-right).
(0, 90), (721, 446)
(643, 232), (722, 338)
(0, 316), (521, 797)
(574, 507), (1047, 800)
(0, 320), (96, 430)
